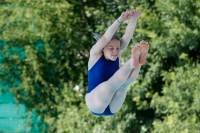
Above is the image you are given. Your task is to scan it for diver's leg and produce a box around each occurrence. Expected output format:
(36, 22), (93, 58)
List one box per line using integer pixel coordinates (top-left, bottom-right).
(108, 65), (141, 113)
(109, 40), (149, 113)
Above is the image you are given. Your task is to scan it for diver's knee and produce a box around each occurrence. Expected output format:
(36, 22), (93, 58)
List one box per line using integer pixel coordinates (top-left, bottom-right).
(85, 95), (106, 114)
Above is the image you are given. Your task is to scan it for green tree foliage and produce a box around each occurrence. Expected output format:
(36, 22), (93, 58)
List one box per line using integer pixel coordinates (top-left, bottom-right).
(128, 0), (200, 132)
(152, 62), (200, 133)
(0, 0), (200, 133)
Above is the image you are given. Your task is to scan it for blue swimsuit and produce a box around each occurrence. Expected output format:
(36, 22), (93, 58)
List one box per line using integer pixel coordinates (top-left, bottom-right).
(86, 54), (119, 116)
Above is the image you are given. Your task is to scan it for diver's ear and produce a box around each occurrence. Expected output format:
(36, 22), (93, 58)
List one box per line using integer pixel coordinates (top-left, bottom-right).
(102, 47), (106, 53)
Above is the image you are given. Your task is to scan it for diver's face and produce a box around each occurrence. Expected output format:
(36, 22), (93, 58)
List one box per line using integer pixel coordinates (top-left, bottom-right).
(103, 39), (120, 61)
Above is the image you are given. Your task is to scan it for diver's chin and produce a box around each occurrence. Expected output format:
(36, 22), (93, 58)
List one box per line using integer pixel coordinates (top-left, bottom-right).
(110, 56), (118, 61)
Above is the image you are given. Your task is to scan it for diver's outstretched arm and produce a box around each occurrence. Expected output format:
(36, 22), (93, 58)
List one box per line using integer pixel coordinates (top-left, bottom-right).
(120, 10), (142, 52)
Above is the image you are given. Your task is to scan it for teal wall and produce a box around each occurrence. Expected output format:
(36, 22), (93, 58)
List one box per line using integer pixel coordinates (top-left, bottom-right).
(0, 92), (28, 132)
(0, 41), (42, 133)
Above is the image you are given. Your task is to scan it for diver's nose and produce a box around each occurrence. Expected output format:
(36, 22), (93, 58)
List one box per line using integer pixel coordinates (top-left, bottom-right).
(114, 49), (118, 54)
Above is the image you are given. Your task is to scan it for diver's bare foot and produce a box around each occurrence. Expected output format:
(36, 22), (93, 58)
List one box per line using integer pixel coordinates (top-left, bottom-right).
(131, 44), (141, 68)
(139, 40), (149, 65)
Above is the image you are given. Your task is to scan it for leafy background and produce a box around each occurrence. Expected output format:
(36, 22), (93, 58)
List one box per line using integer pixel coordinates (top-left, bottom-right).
(0, 0), (200, 133)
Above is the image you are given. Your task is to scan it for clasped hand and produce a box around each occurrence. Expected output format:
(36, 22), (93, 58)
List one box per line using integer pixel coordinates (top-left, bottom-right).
(118, 10), (141, 22)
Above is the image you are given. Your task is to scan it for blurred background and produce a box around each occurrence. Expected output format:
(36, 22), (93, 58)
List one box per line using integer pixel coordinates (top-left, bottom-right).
(0, 0), (200, 133)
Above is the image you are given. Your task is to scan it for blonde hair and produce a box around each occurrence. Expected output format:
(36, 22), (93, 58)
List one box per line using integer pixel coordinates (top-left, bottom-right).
(92, 33), (120, 41)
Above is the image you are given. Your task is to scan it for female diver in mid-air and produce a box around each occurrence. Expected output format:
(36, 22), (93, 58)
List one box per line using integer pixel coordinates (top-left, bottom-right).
(85, 9), (149, 116)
